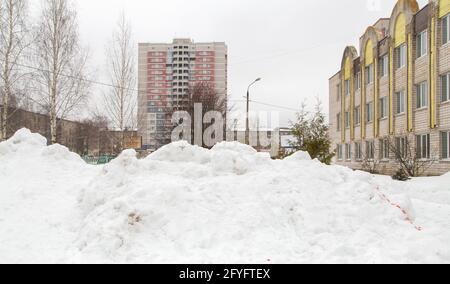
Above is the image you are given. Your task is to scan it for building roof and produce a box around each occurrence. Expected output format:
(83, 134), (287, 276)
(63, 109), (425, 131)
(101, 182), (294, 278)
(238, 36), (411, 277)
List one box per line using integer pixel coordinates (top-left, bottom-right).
(329, 70), (341, 81)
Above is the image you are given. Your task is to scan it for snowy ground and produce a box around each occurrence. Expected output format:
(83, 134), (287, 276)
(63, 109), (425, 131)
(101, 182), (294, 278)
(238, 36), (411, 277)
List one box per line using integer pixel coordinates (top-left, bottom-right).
(0, 129), (449, 264)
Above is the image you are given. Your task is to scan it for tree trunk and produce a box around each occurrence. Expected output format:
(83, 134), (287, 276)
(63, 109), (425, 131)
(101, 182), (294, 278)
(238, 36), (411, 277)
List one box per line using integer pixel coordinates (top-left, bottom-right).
(50, 81), (57, 144)
(1, 86), (9, 140)
(1, 2), (14, 141)
(1, 51), (10, 141)
(50, 10), (58, 145)
(1, 74), (10, 141)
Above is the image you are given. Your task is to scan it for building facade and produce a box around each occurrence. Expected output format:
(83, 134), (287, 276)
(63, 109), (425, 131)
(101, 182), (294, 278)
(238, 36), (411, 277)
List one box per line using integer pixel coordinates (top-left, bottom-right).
(0, 105), (141, 156)
(138, 39), (228, 151)
(329, 0), (450, 176)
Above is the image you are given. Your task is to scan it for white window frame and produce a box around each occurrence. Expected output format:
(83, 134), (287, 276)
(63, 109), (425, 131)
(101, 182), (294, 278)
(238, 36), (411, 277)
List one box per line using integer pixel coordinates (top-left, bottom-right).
(379, 96), (388, 119)
(337, 144), (343, 160)
(396, 44), (407, 69)
(379, 138), (389, 160)
(416, 134), (431, 160)
(345, 111), (350, 129)
(345, 143), (352, 161)
(396, 91), (406, 114)
(443, 14), (449, 45)
(416, 81), (428, 109)
(366, 141), (375, 160)
(442, 73), (449, 103)
(417, 30), (428, 58)
(366, 102), (373, 123)
(396, 137), (407, 159)
(355, 72), (361, 90)
(355, 142), (362, 160)
(354, 106), (361, 126)
(344, 79), (350, 97)
(380, 55), (389, 77)
(441, 131), (450, 160)
(365, 64), (373, 85)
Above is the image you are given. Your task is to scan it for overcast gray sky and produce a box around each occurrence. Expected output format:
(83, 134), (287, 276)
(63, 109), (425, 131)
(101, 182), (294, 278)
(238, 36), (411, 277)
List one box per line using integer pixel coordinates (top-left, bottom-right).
(34, 0), (429, 126)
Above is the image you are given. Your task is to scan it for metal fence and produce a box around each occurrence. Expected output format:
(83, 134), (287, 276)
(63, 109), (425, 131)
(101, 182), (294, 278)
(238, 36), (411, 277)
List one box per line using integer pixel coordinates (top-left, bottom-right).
(82, 155), (116, 165)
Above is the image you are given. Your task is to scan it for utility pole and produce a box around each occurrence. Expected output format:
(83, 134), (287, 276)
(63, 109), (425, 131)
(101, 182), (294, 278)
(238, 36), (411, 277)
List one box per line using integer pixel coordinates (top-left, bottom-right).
(246, 78), (261, 145)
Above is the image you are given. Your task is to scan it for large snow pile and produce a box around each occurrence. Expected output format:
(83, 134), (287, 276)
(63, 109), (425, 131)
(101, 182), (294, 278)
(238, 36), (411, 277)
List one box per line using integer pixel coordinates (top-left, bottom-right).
(1, 129), (450, 264)
(0, 129), (98, 263)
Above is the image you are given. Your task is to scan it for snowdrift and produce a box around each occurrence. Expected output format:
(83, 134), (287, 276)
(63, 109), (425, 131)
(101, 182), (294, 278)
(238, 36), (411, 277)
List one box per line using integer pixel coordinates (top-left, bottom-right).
(1, 129), (450, 264)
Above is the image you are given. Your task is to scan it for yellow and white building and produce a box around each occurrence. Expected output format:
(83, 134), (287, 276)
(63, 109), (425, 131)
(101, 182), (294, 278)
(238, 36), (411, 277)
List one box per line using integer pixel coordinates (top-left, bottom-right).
(329, 0), (450, 175)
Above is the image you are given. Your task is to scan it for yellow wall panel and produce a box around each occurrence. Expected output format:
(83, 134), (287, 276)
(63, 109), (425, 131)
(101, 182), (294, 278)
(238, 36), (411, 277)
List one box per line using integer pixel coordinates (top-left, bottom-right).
(350, 69), (354, 140)
(341, 77), (345, 142)
(365, 40), (373, 66)
(407, 34), (413, 132)
(389, 47), (394, 134)
(361, 65), (365, 139)
(374, 57), (378, 137)
(344, 57), (351, 80)
(440, 0), (450, 18)
(430, 18), (436, 128)
(394, 13), (406, 47)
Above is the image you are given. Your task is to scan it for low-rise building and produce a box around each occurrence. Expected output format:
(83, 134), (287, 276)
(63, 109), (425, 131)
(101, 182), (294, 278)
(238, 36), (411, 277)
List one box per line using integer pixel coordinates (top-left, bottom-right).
(0, 105), (141, 156)
(329, 0), (450, 176)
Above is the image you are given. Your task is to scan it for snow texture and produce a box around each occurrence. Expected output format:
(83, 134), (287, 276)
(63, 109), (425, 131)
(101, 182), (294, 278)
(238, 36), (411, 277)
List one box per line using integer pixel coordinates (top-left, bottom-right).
(1, 129), (450, 264)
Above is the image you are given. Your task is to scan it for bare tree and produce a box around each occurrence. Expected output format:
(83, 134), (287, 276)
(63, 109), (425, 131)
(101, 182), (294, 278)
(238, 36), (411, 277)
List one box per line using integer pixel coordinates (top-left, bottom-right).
(80, 111), (110, 156)
(32, 0), (90, 144)
(0, 0), (31, 141)
(361, 154), (380, 175)
(186, 82), (227, 118)
(170, 82), (227, 148)
(103, 12), (136, 151)
(388, 134), (437, 177)
(361, 142), (380, 174)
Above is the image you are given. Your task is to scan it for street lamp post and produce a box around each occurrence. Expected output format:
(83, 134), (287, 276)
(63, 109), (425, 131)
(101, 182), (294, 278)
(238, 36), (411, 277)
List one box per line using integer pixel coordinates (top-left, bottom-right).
(246, 78), (261, 145)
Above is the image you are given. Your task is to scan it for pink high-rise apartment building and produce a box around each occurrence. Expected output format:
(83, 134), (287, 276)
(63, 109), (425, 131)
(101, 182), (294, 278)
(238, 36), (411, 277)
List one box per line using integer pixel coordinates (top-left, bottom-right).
(138, 39), (228, 151)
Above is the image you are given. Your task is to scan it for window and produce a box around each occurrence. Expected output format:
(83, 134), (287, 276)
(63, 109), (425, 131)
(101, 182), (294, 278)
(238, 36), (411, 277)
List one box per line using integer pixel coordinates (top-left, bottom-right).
(443, 14), (449, 45)
(416, 81), (428, 108)
(416, 134), (431, 159)
(442, 131), (450, 159)
(337, 83), (341, 101)
(355, 142), (362, 160)
(380, 55), (389, 77)
(337, 113), (341, 131)
(417, 30), (428, 58)
(354, 106), (361, 126)
(379, 96), (388, 119)
(396, 44), (406, 69)
(442, 73), (449, 103)
(366, 102), (373, 123)
(345, 144), (352, 160)
(379, 139), (389, 159)
(366, 141), (375, 159)
(344, 80), (350, 97)
(355, 72), (361, 90)
(345, 111), (350, 129)
(150, 70), (163, 75)
(365, 64), (373, 85)
(337, 144), (343, 160)
(396, 137), (407, 159)
(396, 91), (405, 114)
